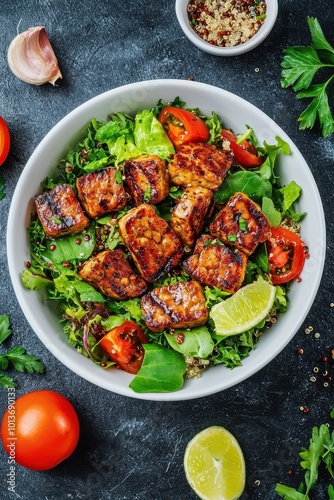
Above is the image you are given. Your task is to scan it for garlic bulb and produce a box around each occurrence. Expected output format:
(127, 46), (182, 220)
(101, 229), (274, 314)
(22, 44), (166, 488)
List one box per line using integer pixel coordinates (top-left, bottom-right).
(7, 26), (62, 86)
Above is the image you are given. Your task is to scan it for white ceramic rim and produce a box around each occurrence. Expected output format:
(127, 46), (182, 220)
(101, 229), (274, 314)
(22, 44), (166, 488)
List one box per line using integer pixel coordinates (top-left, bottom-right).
(175, 0), (278, 56)
(7, 79), (326, 401)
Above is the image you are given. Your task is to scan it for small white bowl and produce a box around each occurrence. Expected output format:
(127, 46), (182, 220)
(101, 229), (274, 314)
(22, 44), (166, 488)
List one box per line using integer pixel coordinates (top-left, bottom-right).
(175, 0), (278, 56)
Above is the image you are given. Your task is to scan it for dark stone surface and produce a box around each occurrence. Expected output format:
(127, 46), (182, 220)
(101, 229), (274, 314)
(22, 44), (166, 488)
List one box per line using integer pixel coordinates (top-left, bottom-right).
(0, 1), (333, 499)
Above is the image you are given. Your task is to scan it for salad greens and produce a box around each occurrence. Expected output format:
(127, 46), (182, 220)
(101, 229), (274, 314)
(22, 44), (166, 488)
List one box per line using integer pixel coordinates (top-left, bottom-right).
(22, 97), (305, 393)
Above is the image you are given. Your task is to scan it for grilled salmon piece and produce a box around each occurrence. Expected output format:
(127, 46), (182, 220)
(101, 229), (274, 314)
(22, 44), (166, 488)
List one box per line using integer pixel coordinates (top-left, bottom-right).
(170, 186), (214, 248)
(118, 204), (183, 282)
(35, 184), (89, 238)
(141, 280), (208, 333)
(124, 154), (170, 205)
(183, 235), (248, 294)
(168, 142), (232, 191)
(78, 249), (147, 300)
(209, 192), (270, 256)
(76, 167), (127, 219)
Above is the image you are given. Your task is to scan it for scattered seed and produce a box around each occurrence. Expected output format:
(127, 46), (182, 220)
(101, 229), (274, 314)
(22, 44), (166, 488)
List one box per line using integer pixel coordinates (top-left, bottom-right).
(310, 376), (317, 383)
(314, 332), (320, 339)
(296, 348), (304, 355)
(313, 366), (319, 373)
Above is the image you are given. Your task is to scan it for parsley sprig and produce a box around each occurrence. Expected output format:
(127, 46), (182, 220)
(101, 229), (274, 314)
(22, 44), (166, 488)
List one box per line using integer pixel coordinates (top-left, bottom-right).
(0, 173), (6, 200)
(276, 408), (334, 499)
(281, 17), (334, 137)
(0, 314), (45, 388)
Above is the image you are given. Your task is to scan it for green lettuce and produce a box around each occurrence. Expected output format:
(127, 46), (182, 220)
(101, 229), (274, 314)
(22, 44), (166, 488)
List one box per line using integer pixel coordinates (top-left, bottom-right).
(134, 109), (175, 159)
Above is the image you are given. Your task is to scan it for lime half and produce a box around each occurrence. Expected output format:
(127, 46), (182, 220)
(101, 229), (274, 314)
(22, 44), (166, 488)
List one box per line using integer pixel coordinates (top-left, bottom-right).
(210, 277), (275, 336)
(184, 426), (246, 500)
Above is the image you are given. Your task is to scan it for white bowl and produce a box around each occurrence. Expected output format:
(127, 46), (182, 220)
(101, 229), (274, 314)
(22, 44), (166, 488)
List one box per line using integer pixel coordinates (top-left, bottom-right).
(175, 0), (278, 56)
(7, 79), (325, 401)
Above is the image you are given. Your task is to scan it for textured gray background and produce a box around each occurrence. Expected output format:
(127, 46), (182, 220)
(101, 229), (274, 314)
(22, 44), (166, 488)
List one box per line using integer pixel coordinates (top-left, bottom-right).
(0, 1), (334, 499)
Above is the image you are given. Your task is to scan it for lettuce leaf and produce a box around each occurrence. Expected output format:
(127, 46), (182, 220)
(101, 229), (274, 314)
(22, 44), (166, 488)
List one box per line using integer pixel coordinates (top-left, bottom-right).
(134, 110), (175, 159)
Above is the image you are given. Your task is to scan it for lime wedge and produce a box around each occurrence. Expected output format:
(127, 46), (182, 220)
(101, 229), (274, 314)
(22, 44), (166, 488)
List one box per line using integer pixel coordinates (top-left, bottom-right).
(184, 426), (246, 500)
(210, 276), (275, 336)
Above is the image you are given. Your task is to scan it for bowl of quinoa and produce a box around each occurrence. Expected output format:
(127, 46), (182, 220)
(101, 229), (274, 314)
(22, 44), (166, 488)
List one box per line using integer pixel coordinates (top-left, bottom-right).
(175, 0), (278, 56)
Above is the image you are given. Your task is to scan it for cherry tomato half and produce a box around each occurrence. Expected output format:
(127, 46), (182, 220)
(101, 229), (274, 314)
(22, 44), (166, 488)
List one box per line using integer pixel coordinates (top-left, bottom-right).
(99, 320), (148, 374)
(267, 227), (306, 284)
(0, 116), (10, 166)
(158, 106), (210, 148)
(221, 129), (263, 168)
(1, 390), (80, 471)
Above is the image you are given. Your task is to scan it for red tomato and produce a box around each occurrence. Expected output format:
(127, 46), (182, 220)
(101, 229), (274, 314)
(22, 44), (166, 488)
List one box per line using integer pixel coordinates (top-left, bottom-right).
(99, 320), (148, 374)
(1, 390), (80, 471)
(221, 129), (263, 168)
(0, 117), (10, 165)
(158, 106), (210, 148)
(267, 227), (306, 284)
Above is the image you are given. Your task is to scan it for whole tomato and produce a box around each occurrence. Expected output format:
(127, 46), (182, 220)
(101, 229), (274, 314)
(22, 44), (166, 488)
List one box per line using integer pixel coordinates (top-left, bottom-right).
(0, 116), (10, 165)
(1, 390), (80, 470)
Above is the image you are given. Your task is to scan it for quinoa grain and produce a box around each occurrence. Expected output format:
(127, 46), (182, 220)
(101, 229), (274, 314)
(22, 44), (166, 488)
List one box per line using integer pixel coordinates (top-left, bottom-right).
(187, 0), (266, 47)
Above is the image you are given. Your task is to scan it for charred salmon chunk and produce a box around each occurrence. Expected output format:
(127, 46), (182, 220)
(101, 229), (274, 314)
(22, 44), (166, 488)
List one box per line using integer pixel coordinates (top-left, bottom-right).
(118, 204), (183, 282)
(209, 192), (270, 256)
(183, 235), (248, 294)
(168, 142), (232, 191)
(170, 186), (214, 248)
(76, 167), (127, 219)
(35, 184), (89, 238)
(141, 280), (208, 333)
(124, 154), (170, 205)
(78, 249), (147, 300)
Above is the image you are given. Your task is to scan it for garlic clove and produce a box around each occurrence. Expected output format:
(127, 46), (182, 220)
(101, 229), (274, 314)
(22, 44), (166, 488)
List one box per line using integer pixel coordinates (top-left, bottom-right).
(7, 26), (62, 86)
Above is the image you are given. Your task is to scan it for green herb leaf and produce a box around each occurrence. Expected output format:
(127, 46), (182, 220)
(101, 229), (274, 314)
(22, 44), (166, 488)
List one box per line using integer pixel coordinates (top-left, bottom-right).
(0, 374), (17, 388)
(280, 17), (334, 137)
(129, 344), (186, 393)
(0, 174), (6, 200)
(281, 46), (326, 91)
(275, 484), (306, 499)
(308, 17), (334, 55)
(0, 314), (12, 344)
(3, 346), (45, 374)
(300, 424), (328, 494)
(297, 80), (334, 137)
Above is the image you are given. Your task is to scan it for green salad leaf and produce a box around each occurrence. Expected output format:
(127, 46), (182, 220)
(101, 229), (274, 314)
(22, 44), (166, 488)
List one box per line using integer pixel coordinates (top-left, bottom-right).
(130, 344), (186, 393)
(134, 109), (175, 159)
(43, 224), (96, 263)
(214, 170), (272, 204)
(165, 326), (214, 359)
